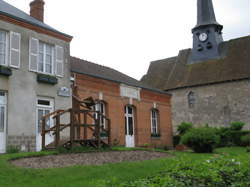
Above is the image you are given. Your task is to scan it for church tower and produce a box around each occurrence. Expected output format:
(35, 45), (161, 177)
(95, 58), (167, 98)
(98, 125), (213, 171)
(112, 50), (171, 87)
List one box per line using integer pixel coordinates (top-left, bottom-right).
(190, 0), (223, 64)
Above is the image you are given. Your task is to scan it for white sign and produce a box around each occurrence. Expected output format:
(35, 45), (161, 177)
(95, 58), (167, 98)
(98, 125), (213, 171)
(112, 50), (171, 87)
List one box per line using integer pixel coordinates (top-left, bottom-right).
(58, 87), (71, 97)
(120, 84), (140, 100)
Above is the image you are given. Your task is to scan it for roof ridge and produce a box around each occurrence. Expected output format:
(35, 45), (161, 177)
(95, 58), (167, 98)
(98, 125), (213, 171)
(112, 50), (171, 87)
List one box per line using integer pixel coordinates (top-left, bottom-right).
(70, 56), (139, 81)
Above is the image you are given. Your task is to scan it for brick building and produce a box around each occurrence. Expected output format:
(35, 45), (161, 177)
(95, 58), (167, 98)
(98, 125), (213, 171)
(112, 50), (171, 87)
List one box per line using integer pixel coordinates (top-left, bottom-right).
(141, 0), (250, 131)
(71, 57), (173, 148)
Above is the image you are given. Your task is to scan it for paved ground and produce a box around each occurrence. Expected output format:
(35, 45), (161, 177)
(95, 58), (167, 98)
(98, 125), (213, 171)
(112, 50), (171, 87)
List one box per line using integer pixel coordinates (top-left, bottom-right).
(10, 151), (170, 169)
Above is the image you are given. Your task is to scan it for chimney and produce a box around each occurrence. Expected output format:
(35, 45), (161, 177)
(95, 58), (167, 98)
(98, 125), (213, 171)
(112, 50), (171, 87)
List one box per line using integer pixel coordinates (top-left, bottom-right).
(30, 0), (45, 22)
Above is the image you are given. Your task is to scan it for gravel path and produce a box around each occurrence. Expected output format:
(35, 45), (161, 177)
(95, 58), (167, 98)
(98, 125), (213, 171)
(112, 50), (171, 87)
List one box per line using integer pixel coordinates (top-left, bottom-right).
(10, 151), (170, 169)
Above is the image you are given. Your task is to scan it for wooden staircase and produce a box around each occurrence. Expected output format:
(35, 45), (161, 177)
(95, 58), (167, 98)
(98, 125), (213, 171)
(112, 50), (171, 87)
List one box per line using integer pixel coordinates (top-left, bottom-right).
(41, 95), (111, 150)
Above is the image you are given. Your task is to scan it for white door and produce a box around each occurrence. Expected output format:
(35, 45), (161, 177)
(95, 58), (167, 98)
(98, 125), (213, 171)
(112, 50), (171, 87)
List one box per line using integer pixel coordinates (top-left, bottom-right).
(0, 92), (7, 153)
(36, 98), (54, 151)
(125, 106), (135, 147)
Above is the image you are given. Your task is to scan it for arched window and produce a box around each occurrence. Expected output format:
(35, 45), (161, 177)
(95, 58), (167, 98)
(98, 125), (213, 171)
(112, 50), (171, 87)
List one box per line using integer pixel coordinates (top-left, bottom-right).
(150, 109), (158, 135)
(188, 91), (195, 108)
(94, 101), (106, 129)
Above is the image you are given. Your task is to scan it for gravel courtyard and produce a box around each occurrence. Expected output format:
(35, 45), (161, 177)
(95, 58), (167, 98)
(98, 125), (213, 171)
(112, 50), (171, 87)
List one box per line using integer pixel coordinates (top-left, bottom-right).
(11, 151), (171, 169)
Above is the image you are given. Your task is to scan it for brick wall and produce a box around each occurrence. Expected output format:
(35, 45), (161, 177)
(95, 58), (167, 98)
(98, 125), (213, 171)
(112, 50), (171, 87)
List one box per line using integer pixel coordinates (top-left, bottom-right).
(74, 73), (173, 148)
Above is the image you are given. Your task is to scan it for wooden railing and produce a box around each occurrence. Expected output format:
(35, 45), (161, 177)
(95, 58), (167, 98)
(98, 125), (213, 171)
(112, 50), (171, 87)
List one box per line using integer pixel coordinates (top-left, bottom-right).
(41, 97), (111, 150)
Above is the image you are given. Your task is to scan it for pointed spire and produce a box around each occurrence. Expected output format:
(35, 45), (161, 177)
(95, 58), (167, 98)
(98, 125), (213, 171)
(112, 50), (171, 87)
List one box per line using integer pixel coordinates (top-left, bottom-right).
(192, 0), (223, 33)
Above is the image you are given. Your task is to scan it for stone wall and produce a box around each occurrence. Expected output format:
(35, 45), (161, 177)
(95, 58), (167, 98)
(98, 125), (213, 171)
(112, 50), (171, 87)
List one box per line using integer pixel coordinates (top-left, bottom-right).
(7, 135), (36, 152)
(169, 80), (250, 133)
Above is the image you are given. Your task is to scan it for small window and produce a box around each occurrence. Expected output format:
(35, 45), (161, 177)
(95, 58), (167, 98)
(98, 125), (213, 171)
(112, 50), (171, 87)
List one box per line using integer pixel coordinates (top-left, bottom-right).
(188, 91), (195, 108)
(37, 99), (50, 106)
(38, 42), (54, 74)
(151, 109), (158, 135)
(0, 31), (7, 65)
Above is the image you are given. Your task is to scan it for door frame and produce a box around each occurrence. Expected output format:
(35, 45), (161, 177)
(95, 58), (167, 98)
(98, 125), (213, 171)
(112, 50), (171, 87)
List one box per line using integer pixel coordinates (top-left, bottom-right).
(124, 105), (135, 147)
(0, 91), (7, 153)
(36, 97), (54, 151)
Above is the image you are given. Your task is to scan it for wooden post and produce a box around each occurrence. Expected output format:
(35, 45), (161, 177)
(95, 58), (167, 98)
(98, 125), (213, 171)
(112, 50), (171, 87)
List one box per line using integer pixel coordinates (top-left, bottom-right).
(84, 112), (87, 140)
(108, 119), (111, 146)
(42, 118), (46, 150)
(55, 115), (60, 148)
(97, 111), (101, 148)
(70, 109), (74, 147)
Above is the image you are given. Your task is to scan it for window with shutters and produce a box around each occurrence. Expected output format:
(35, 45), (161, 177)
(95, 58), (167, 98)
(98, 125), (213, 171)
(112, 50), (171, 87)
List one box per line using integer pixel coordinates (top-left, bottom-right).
(0, 30), (21, 68)
(150, 109), (158, 135)
(38, 42), (53, 74)
(0, 30), (8, 66)
(29, 38), (64, 77)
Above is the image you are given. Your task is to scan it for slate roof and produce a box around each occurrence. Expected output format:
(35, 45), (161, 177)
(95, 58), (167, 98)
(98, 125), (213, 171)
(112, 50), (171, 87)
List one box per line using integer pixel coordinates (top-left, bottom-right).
(70, 56), (169, 95)
(0, 0), (72, 38)
(141, 35), (250, 91)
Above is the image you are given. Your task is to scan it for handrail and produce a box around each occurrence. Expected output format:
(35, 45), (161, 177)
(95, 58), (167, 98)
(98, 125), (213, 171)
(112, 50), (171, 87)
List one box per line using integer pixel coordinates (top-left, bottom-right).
(41, 109), (64, 120)
(42, 95), (111, 150)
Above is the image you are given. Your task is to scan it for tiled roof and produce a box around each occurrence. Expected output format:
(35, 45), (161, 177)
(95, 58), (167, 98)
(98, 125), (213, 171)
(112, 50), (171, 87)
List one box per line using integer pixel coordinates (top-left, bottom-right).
(70, 56), (169, 95)
(0, 0), (72, 38)
(141, 36), (250, 91)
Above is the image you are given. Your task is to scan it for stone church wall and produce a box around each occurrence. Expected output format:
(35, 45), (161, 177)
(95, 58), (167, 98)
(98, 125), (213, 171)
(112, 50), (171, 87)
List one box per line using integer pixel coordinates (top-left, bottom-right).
(169, 80), (250, 133)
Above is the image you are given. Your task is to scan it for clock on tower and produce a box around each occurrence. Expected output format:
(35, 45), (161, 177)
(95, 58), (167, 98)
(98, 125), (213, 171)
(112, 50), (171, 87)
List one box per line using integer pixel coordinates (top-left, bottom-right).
(189, 0), (223, 64)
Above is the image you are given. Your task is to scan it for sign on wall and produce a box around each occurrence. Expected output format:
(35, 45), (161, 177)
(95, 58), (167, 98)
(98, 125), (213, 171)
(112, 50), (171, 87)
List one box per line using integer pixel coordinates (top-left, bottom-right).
(120, 84), (141, 100)
(58, 87), (71, 97)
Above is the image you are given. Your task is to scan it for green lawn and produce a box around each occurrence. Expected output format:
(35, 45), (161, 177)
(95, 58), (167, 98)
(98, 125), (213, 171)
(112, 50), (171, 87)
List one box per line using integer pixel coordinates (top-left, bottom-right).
(0, 147), (248, 187)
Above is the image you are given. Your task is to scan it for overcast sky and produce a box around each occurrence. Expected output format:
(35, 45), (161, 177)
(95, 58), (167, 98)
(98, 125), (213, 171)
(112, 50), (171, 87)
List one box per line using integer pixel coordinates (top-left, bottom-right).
(4, 0), (250, 80)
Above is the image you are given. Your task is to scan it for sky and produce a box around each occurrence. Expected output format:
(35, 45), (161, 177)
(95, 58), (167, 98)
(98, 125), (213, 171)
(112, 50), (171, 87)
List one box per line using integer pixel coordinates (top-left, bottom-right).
(4, 0), (250, 80)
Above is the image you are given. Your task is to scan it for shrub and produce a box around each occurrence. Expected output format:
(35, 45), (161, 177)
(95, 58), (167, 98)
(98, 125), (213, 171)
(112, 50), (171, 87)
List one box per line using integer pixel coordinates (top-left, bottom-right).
(173, 135), (181, 147)
(230, 121), (245, 131)
(177, 122), (193, 135)
(241, 134), (250, 146)
(6, 145), (20, 154)
(217, 127), (250, 147)
(98, 156), (250, 187)
(181, 127), (220, 153)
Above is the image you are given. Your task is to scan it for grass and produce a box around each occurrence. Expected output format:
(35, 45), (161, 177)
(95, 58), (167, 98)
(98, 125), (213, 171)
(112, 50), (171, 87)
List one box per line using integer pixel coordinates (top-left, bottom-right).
(0, 147), (248, 187)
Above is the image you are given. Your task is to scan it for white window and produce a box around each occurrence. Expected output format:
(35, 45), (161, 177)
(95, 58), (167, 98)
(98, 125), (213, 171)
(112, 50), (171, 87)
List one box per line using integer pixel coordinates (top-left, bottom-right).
(0, 31), (7, 66)
(29, 37), (64, 77)
(151, 109), (158, 134)
(38, 42), (53, 74)
(0, 30), (21, 68)
(94, 101), (106, 129)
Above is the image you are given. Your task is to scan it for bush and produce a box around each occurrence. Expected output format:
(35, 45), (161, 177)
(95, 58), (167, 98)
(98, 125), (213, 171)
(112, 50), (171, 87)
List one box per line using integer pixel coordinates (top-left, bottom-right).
(217, 127), (250, 147)
(241, 134), (250, 146)
(230, 121), (245, 131)
(181, 127), (220, 153)
(173, 135), (181, 147)
(177, 122), (193, 135)
(6, 145), (20, 154)
(98, 156), (250, 187)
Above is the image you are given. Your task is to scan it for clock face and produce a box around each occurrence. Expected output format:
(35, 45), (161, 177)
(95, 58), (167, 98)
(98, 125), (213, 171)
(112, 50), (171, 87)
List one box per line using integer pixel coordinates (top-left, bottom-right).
(199, 33), (208, 42)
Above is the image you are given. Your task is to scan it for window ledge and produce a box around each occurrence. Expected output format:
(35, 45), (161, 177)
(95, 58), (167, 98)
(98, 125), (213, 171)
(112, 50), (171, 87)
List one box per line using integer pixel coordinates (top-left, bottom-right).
(0, 65), (12, 77)
(151, 134), (161, 138)
(37, 74), (58, 85)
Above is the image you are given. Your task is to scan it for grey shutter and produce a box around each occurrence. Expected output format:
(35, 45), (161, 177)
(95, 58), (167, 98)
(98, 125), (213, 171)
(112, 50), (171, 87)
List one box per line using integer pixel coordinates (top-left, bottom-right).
(29, 37), (39, 72)
(10, 32), (21, 68)
(55, 45), (64, 77)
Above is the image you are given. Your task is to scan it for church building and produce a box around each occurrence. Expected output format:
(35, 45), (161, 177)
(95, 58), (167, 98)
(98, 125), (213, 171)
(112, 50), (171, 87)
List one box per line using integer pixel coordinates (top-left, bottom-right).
(142, 0), (250, 131)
